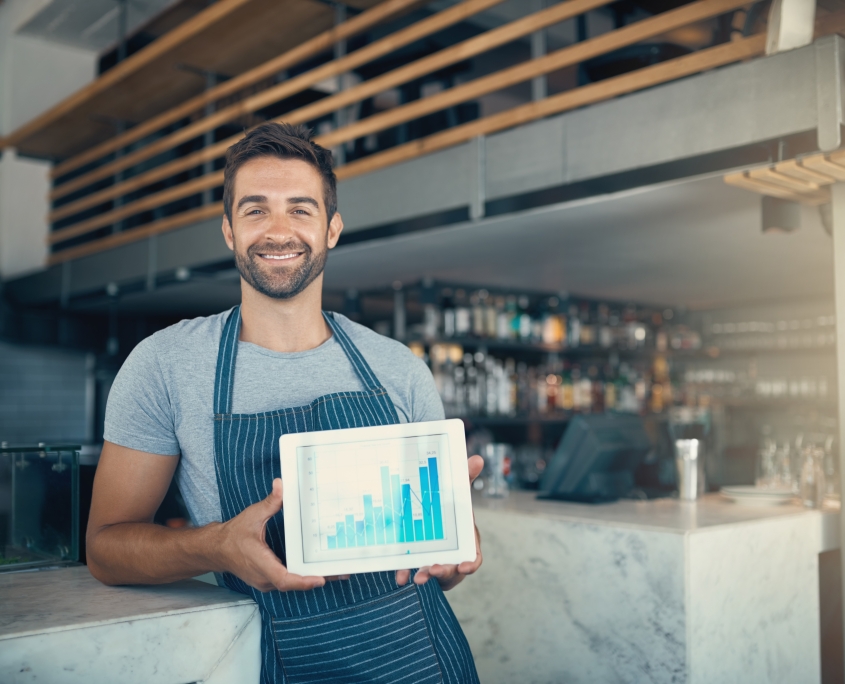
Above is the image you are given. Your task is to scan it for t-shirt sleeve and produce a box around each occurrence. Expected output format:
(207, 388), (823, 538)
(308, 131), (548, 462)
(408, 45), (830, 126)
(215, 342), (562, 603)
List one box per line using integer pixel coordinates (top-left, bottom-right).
(103, 334), (180, 456)
(408, 356), (445, 422)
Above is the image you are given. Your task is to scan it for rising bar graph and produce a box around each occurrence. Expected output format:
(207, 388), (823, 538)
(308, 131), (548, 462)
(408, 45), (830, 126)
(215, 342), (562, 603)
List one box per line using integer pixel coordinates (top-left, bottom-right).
(308, 438), (448, 553)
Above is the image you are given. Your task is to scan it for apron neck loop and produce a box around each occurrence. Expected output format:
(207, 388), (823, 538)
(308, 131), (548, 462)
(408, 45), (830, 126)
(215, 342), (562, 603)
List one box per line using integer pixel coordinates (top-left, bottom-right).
(213, 306), (388, 416)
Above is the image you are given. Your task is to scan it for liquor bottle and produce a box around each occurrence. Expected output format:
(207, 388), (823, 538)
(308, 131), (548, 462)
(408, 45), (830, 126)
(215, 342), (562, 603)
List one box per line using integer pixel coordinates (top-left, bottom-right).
(454, 290), (471, 337)
(441, 289), (456, 339)
(568, 304), (581, 349)
(579, 303), (596, 347)
(471, 291), (486, 338)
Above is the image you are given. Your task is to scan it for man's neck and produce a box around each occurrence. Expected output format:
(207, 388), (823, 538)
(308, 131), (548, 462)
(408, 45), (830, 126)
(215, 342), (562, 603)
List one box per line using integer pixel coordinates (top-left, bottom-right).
(238, 277), (331, 353)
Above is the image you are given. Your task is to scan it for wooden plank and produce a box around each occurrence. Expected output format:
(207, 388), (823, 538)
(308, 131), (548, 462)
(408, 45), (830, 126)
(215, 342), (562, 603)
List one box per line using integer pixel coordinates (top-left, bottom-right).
(56, 31), (770, 263)
(50, 0), (507, 200)
(1, 0), (256, 151)
(49, 172), (225, 245)
(50, 0), (424, 179)
(336, 34), (768, 180)
(774, 159), (836, 184)
(747, 166), (819, 192)
(801, 154), (845, 181)
(47, 203), (226, 266)
(724, 172), (807, 200)
(50, 0), (605, 213)
(277, 0), (617, 130)
(315, 0), (765, 149)
(50, 131), (239, 203)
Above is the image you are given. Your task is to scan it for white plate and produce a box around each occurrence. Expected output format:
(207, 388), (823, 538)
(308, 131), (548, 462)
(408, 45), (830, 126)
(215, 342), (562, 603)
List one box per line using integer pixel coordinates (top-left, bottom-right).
(720, 486), (795, 506)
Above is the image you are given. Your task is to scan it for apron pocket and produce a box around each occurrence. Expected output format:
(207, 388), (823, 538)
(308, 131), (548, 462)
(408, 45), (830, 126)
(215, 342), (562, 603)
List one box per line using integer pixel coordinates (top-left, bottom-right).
(272, 584), (443, 684)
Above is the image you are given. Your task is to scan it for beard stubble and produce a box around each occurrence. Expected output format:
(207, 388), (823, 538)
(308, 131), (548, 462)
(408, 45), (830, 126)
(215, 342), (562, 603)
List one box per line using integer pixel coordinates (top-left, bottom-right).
(234, 237), (329, 300)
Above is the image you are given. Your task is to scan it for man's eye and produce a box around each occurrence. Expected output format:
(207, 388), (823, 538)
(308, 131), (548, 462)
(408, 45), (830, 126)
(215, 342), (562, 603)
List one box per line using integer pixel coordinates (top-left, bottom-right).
(247, 209), (263, 215)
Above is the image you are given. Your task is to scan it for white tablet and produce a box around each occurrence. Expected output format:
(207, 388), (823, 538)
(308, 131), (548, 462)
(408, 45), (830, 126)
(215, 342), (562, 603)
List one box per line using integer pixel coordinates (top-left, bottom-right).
(280, 419), (476, 577)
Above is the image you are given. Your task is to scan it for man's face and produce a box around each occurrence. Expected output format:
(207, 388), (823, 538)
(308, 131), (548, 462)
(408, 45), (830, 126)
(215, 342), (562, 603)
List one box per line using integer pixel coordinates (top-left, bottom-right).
(222, 156), (342, 300)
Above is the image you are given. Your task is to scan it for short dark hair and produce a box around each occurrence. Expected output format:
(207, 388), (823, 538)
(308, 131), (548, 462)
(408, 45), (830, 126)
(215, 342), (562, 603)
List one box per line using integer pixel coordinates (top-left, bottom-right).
(222, 122), (337, 226)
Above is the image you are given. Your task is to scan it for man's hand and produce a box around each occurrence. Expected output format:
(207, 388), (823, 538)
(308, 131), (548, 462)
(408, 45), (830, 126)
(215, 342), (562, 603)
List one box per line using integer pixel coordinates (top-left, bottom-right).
(395, 454), (484, 591)
(218, 478), (325, 593)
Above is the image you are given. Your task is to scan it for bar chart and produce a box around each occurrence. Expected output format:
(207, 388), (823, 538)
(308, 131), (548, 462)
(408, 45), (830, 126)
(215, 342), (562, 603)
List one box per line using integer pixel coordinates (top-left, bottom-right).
(303, 436), (451, 554)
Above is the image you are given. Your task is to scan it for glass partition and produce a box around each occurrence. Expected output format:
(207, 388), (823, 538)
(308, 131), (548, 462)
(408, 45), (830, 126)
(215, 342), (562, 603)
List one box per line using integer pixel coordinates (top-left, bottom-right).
(0, 444), (80, 571)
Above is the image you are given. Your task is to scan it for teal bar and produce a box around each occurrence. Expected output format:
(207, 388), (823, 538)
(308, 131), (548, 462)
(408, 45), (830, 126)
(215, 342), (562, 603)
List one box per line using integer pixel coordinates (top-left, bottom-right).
(336, 522), (346, 548)
(428, 457), (444, 540)
(345, 515), (356, 548)
(355, 520), (365, 547)
(363, 495), (376, 546)
(402, 483), (414, 542)
(327, 535), (336, 549)
(392, 474), (404, 543)
(381, 466), (394, 543)
(419, 466), (434, 541)
(413, 519), (424, 542)
(374, 507), (385, 545)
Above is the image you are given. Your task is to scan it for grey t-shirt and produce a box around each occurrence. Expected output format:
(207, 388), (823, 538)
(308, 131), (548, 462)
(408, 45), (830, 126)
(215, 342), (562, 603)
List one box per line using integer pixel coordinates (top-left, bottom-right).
(104, 309), (444, 527)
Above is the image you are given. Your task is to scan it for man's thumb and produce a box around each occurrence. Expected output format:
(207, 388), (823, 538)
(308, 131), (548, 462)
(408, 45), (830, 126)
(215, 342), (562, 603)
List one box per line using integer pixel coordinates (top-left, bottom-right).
(261, 478), (284, 517)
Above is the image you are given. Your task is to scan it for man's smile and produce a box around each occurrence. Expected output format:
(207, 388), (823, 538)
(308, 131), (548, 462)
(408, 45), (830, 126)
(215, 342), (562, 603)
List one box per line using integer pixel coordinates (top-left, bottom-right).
(258, 251), (303, 261)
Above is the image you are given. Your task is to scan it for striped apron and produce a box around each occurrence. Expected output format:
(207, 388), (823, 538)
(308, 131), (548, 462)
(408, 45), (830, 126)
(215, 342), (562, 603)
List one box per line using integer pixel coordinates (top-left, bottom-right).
(212, 306), (479, 684)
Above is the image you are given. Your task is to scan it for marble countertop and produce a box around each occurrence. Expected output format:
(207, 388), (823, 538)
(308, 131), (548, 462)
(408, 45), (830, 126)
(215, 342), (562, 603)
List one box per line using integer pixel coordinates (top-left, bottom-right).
(0, 565), (254, 640)
(474, 490), (840, 539)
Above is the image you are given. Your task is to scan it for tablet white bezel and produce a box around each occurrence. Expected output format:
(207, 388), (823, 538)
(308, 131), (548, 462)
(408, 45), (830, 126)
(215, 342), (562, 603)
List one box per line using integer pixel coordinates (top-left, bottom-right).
(280, 419), (475, 577)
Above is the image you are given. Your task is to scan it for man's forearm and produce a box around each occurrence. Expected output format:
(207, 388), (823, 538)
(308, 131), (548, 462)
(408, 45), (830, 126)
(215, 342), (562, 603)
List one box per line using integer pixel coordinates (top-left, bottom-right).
(87, 521), (226, 585)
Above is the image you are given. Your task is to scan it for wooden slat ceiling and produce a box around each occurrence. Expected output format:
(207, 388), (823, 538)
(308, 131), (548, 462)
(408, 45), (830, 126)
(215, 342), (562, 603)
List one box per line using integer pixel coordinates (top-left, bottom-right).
(5, 0), (387, 161)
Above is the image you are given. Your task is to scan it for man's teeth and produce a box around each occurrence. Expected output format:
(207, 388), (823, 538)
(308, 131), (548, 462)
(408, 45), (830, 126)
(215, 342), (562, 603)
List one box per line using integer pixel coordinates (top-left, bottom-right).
(260, 253), (300, 260)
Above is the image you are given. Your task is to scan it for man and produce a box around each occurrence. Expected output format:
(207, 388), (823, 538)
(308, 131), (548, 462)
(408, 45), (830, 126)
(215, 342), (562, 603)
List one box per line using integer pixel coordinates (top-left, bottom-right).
(87, 122), (482, 683)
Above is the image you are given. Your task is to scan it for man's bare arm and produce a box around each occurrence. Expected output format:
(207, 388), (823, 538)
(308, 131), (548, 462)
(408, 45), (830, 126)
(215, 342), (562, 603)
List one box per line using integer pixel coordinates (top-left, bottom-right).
(86, 441), (324, 592)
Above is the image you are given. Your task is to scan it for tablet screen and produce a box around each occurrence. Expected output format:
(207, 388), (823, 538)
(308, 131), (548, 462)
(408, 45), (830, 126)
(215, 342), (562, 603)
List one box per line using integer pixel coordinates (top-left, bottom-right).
(296, 433), (459, 565)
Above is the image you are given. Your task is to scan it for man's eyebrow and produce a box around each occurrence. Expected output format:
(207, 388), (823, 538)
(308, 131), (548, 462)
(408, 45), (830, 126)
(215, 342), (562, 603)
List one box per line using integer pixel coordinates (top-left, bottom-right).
(287, 196), (320, 209)
(237, 195), (268, 210)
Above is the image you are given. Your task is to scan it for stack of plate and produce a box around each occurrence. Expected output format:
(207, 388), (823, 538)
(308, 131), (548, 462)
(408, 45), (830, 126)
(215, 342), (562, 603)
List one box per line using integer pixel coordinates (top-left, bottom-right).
(719, 485), (795, 506)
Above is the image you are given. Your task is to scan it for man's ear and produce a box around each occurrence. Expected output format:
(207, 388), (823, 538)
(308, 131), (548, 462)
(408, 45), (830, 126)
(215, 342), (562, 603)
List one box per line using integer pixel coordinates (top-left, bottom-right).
(222, 215), (235, 251)
(327, 211), (344, 249)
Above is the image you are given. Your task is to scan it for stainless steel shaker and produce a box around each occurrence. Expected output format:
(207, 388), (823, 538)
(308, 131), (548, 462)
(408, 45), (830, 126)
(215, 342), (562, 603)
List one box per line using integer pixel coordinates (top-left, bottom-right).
(675, 439), (705, 500)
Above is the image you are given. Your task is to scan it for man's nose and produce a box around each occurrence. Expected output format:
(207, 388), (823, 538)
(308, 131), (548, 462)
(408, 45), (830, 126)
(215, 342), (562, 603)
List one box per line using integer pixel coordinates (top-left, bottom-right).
(263, 212), (294, 240)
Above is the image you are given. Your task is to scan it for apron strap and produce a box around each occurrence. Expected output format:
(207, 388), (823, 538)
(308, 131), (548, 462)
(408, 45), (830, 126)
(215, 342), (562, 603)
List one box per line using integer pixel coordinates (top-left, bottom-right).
(213, 307), (391, 416)
(323, 312), (386, 393)
(213, 306), (241, 415)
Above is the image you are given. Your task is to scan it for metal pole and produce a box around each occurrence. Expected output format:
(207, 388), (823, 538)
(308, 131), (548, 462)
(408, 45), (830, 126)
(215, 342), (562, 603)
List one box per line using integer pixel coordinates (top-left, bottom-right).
(832, 182), (845, 678)
(530, 0), (547, 102)
(203, 71), (217, 205)
(333, 3), (348, 165)
(116, 0), (128, 63)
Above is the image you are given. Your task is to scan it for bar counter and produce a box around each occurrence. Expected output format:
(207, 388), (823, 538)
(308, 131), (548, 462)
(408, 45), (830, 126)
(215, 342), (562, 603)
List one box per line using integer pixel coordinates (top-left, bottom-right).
(446, 491), (839, 684)
(0, 566), (260, 683)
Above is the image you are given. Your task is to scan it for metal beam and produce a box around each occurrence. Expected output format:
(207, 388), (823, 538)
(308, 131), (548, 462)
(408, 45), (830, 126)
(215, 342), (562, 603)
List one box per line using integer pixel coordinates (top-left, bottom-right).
(833, 181), (845, 681)
(816, 35), (844, 152)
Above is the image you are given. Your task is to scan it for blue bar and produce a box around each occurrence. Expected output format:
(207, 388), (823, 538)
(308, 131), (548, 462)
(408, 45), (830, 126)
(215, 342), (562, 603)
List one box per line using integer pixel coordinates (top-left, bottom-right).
(392, 474), (404, 543)
(355, 520), (365, 547)
(336, 522), (347, 548)
(413, 519), (424, 542)
(374, 507), (385, 545)
(429, 457), (444, 540)
(363, 495), (376, 546)
(327, 535), (336, 549)
(402, 483), (414, 542)
(419, 466), (434, 541)
(381, 466), (394, 543)
(345, 515), (356, 548)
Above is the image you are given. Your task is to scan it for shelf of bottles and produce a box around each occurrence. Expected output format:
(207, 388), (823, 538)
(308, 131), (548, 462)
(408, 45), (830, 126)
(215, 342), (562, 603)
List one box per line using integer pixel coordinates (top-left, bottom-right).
(380, 282), (838, 421)
(397, 283), (694, 422)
